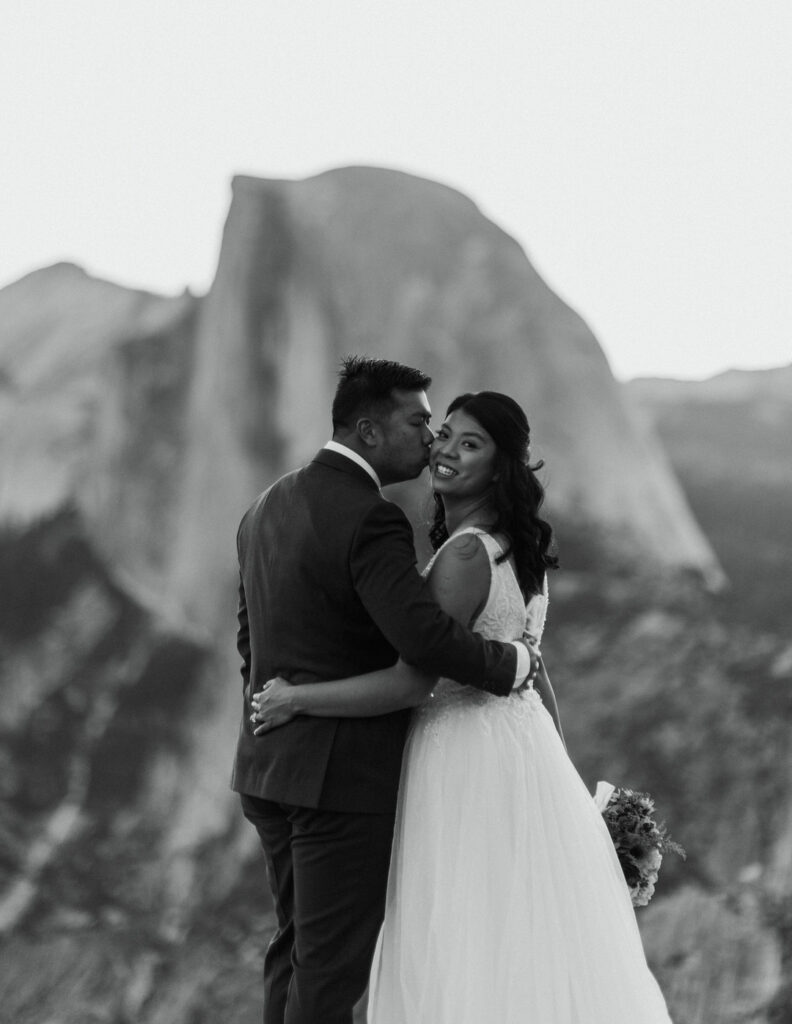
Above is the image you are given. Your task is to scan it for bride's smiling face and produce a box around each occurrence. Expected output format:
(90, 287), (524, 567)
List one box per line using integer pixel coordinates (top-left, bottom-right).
(430, 408), (499, 500)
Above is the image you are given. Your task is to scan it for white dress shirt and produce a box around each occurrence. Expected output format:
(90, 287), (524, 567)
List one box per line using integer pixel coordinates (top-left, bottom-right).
(323, 440), (381, 488)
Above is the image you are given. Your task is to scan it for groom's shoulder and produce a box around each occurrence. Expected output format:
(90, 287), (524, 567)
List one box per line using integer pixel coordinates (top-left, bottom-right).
(237, 466), (307, 539)
(240, 456), (404, 527)
(242, 465), (302, 511)
(301, 458), (412, 536)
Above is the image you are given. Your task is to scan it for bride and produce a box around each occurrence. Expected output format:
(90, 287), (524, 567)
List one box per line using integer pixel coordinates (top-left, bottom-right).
(252, 391), (673, 1022)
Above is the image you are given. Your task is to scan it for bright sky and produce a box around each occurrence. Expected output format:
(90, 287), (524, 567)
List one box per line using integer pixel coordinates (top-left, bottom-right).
(2, 0), (790, 380)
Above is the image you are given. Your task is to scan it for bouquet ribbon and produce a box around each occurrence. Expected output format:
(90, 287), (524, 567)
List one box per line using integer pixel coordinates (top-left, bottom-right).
(593, 780), (616, 812)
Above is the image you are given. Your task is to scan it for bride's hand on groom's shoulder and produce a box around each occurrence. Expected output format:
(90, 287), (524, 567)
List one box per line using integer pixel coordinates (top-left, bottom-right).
(250, 677), (297, 735)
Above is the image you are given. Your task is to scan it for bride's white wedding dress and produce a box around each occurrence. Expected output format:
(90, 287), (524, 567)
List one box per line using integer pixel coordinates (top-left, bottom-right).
(367, 528), (672, 1023)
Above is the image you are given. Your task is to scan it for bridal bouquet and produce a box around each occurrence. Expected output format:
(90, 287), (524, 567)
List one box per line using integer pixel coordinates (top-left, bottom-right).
(593, 781), (685, 907)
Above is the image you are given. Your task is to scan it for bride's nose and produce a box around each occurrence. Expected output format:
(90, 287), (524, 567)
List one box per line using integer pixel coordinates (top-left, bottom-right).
(433, 437), (458, 458)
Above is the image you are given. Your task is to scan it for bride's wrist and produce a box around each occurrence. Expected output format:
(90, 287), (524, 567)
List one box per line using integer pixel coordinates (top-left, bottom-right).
(286, 688), (306, 715)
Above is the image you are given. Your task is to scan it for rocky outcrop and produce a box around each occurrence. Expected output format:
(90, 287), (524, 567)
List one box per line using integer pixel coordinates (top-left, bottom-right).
(628, 364), (792, 629)
(0, 262), (199, 601)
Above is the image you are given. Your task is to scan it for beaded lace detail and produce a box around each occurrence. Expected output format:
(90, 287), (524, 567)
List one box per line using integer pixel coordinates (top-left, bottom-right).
(416, 528), (549, 740)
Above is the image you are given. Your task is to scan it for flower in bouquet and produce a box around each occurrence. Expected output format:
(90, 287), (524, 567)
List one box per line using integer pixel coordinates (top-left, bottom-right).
(593, 781), (685, 907)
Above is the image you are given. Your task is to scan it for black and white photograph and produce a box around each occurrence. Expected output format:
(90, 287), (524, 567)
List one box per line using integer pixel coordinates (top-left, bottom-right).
(1, 3), (790, 1022)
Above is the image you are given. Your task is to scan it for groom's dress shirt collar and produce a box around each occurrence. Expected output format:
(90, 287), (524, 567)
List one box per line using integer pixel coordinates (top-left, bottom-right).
(323, 440), (382, 489)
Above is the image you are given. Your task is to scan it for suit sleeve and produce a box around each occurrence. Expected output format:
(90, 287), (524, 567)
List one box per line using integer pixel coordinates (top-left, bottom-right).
(349, 500), (517, 697)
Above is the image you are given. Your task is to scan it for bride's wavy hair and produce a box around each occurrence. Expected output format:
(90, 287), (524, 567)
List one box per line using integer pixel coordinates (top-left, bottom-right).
(429, 391), (558, 597)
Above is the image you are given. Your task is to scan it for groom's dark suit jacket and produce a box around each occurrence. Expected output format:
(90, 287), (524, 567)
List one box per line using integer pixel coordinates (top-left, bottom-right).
(232, 448), (518, 814)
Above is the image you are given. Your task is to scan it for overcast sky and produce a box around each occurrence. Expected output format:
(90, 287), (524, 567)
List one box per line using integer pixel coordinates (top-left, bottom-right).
(2, 0), (790, 380)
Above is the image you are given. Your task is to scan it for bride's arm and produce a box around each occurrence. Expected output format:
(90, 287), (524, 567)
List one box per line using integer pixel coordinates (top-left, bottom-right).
(251, 535), (492, 734)
(251, 660), (434, 733)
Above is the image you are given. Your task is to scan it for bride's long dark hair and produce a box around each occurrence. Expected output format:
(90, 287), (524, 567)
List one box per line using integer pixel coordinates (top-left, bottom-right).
(429, 391), (558, 597)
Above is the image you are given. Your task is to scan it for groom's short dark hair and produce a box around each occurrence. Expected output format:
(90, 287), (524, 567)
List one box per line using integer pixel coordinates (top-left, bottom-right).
(332, 356), (432, 431)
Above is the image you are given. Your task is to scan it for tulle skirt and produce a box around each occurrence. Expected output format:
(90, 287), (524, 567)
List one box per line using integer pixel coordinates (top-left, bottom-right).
(367, 684), (672, 1023)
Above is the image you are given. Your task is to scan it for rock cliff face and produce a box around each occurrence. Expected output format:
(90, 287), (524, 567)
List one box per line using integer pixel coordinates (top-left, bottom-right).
(629, 365), (792, 628)
(0, 170), (787, 1023)
(0, 262), (199, 594)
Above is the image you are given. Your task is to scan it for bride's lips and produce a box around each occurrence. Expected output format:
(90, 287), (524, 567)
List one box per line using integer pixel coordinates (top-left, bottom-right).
(432, 462), (458, 479)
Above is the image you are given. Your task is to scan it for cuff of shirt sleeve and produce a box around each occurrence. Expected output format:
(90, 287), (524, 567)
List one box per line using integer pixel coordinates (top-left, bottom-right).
(511, 642), (531, 689)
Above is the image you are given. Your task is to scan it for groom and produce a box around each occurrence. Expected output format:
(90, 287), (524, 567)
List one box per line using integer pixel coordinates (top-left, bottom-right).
(233, 356), (534, 1024)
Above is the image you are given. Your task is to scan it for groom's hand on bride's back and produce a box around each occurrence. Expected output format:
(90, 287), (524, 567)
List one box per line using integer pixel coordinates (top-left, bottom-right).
(250, 676), (297, 735)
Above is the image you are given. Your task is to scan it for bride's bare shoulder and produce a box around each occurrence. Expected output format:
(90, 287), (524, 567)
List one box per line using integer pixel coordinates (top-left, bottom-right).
(426, 532), (490, 625)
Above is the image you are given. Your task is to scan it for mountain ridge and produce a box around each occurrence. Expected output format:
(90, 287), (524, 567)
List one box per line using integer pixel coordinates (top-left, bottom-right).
(627, 363), (792, 630)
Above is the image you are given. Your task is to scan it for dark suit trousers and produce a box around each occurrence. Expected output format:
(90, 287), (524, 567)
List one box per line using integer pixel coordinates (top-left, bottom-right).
(241, 794), (396, 1024)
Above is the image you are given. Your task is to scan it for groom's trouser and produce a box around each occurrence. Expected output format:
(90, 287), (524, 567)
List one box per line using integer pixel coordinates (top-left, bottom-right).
(241, 794), (396, 1024)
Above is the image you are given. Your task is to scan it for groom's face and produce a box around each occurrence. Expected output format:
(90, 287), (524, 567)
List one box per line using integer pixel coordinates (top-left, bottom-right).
(376, 389), (434, 486)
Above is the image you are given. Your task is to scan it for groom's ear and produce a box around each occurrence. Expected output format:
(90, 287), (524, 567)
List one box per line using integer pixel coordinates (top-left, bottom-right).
(356, 417), (381, 448)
